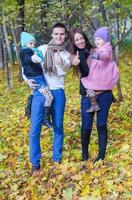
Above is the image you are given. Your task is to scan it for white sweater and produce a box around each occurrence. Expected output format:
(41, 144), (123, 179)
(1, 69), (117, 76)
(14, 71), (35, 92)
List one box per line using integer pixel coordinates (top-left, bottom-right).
(38, 45), (71, 90)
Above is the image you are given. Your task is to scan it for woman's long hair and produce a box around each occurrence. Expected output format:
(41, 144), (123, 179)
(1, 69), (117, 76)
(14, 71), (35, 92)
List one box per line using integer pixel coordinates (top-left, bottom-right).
(68, 28), (92, 54)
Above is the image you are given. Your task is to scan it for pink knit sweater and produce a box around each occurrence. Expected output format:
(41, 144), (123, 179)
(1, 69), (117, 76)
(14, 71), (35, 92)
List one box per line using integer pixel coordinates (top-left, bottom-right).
(81, 42), (119, 90)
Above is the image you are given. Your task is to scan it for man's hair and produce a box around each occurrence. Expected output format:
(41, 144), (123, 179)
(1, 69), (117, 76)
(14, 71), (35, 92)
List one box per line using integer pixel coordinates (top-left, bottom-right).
(52, 23), (68, 33)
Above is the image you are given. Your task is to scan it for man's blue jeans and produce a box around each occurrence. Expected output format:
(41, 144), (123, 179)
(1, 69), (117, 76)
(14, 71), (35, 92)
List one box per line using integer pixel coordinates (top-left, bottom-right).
(29, 89), (66, 168)
(51, 89), (66, 162)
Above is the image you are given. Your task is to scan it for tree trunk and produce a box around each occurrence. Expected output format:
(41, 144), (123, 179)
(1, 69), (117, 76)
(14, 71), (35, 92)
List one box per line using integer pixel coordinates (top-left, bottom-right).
(98, 0), (108, 25)
(2, 0), (14, 88)
(16, 0), (25, 81)
(11, 23), (23, 82)
(16, 0), (25, 42)
(1, 25), (11, 90)
(0, 25), (4, 69)
(92, 0), (100, 29)
(114, 14), (123, 101)
(2, 24), (14, 88)
(39, 1), (50, 43)
(90, 0), (100, 43)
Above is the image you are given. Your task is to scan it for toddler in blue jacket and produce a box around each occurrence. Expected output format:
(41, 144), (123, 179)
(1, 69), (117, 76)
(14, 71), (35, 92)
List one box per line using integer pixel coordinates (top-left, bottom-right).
(20, 31), (53, 128)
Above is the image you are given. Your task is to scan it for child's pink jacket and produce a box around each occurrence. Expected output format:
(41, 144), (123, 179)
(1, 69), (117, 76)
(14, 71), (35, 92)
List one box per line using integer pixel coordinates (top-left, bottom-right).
(81, 42), (119, 90)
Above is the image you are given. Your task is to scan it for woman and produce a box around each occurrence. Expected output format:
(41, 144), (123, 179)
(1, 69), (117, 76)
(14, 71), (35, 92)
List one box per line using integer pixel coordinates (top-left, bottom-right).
(69, 28), (113, 163)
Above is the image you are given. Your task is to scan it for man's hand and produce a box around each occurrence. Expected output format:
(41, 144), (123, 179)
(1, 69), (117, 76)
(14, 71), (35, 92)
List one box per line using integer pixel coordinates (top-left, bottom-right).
(56, 50), (63, 65)
(72, 51), (80, 66)
(25, 79), (40, 89)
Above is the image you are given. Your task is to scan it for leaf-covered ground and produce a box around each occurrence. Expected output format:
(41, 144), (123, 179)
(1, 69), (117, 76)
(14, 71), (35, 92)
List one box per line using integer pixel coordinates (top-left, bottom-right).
(0, 51), (132, 200)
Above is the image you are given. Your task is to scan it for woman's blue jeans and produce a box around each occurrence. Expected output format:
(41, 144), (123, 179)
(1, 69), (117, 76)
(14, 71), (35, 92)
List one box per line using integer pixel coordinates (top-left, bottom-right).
(81, 91), (113, 129)
(29, 89), (66, 168)
(81, 90), (113, 158)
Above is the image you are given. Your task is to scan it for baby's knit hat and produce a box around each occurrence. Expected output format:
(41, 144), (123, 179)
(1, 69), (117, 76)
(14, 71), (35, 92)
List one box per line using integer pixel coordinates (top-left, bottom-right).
(94, 27), (109, 42)
(20, 32), (36, 47)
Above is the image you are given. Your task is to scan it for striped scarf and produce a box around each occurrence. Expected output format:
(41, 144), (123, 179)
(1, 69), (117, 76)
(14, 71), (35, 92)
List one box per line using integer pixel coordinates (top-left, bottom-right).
(44, 39), (68, 74)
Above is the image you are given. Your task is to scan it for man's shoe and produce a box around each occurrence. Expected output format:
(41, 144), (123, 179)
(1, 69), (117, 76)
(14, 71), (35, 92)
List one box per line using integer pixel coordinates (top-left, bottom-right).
(31, 166), (43, 177)
(53, 160), (62, 164)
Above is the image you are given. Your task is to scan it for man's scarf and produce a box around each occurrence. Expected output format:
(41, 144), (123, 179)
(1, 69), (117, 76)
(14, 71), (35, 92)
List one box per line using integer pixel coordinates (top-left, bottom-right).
(44, 39), (68, 74)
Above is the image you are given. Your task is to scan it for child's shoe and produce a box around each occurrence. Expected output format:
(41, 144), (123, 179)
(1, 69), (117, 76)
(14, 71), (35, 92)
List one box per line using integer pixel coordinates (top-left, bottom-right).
(25, 94), (33, 118)
(86, 96), (100, 113)
(86, 103), (100, 113)
(42, 106), (53, 128)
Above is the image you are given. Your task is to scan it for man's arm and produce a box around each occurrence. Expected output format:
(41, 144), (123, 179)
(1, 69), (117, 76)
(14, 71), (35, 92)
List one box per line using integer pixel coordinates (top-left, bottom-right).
(22, 67), (39, 89)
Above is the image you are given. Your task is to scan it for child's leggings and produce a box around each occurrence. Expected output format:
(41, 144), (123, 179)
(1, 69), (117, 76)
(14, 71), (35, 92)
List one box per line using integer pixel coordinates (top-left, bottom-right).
(39, 86), (53, 107)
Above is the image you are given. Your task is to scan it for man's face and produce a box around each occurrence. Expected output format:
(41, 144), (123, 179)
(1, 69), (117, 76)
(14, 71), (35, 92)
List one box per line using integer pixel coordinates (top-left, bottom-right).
(52, 27), (66, 45)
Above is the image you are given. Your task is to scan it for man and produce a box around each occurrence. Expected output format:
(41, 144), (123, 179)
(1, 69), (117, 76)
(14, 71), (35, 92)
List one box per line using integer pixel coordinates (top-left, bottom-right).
(24, 23), (71, 176)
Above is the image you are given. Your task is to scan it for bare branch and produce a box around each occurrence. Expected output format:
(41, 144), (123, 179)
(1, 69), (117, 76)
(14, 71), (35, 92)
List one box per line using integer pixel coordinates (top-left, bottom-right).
(113, 25), (132, 48)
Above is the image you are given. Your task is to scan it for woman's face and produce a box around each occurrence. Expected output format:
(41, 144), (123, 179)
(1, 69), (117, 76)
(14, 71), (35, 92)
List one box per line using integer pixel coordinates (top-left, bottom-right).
(74, 33), (86, 49)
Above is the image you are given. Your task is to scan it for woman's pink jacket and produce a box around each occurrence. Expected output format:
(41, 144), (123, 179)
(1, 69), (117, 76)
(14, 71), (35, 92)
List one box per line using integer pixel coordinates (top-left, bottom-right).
(81, 42), (119, 90)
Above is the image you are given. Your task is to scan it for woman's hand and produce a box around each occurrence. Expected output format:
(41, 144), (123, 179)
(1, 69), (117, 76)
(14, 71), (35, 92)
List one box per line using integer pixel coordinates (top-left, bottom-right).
(25, 79), (40, 89)
(72, 51), (80, 66)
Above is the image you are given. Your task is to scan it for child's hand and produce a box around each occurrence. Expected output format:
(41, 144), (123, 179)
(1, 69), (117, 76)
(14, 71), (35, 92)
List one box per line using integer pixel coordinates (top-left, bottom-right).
(31, 52), (43, 63)
(56, 50), (63, 65)
(90, 52), (99, 60)
(72, 51), (80, 66)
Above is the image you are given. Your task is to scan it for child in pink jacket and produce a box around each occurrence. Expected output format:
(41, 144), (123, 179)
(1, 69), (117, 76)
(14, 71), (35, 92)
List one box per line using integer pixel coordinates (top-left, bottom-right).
(81, 27), (119, 113)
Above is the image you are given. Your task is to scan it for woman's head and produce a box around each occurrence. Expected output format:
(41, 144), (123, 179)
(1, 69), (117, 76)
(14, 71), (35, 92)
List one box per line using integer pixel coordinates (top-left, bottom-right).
(94, 27), (109, 47)
(69, 28), (92, 54)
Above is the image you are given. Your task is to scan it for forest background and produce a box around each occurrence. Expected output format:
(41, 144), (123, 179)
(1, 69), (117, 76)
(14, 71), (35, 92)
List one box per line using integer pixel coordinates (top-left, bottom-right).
(0, 0), (132, 199)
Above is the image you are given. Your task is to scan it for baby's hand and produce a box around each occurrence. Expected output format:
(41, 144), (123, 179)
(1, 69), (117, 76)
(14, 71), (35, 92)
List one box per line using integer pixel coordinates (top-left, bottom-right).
(31, 52), (43, 63)
(90, 52), (99, 60)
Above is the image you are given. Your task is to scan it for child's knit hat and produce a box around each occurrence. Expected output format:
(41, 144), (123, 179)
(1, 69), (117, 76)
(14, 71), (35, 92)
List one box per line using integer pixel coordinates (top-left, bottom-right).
(94, 27), (109, 42)
(20, 32), (36, 47)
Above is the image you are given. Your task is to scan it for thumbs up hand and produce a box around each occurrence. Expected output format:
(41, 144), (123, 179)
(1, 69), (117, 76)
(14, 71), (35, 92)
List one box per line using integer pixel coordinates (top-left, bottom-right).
(76, 51), (79, 58)
(72, 51), (80, 66)
(56, 50), (63, 65)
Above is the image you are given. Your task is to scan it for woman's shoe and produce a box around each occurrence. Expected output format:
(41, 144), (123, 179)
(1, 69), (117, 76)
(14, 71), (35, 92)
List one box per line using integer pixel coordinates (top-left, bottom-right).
(93, 155), (105, 164)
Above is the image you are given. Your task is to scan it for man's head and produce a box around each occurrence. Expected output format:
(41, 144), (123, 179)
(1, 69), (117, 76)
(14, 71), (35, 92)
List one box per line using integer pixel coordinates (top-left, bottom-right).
(51, 23), (68, 45)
